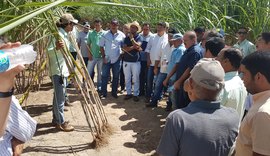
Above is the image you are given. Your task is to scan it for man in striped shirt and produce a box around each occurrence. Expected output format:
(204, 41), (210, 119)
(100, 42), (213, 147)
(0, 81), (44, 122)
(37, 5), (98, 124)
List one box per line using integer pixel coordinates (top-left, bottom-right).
(0, 42), (37, 156)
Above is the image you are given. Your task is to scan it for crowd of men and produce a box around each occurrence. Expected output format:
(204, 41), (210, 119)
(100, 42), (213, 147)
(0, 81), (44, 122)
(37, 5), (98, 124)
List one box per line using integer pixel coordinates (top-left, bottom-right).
(1, 12), (270, 156)
(74, 16), (270, 156)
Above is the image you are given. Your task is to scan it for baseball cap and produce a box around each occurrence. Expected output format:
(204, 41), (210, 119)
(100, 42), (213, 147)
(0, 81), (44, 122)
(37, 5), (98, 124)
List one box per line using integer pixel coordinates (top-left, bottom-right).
(170, 33), (183, 41)
(190, 58), (225, 90)
(60, 13), (78, 24)
(111, 19), (119, 25)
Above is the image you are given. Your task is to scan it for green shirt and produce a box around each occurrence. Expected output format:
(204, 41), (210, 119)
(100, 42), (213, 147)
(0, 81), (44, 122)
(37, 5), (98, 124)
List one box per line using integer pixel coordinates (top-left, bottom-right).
(47, 28), (70, 77)
(219, 71), (247, 120)
(87, 29), (105, 58)
(233, 39), (256, 57)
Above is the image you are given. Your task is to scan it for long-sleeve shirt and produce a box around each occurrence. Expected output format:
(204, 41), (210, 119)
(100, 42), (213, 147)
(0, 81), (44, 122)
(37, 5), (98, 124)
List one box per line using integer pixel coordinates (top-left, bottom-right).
(0, 96), (37, 156)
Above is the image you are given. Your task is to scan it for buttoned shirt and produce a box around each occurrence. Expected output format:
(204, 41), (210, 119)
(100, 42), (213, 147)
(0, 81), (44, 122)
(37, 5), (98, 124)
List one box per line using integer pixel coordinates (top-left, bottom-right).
(0, 96), (37, 156)
(47, 28), (70, 77)
(145, 33), (168, 66)
(99, 30), (125, 64)
(233, 39), (256, 57)
(236, 90), (270, 156)
(166, 44), (185, 80)
(157, 100), (239, 156)
(219, 71), (247, 120)
(139, 32), (153, 61)
(77, 31), (90, 58)
(87, 29), (105, 58)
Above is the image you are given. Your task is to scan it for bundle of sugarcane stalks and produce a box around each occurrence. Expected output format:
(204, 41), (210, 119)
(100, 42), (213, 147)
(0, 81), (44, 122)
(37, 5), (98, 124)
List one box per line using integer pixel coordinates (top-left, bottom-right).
(45, 11), (110, 147)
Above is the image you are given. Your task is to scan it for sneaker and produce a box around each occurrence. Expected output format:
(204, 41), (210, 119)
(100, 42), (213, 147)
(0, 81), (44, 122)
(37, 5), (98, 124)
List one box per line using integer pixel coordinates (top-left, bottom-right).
(124, 94), (133, 100)
(99, 94), (107, 99)
(133, 96), (139, 102)
(55, 121), (74, 132)
(64, 101), (72, 107)
(111, 93), (118, 99)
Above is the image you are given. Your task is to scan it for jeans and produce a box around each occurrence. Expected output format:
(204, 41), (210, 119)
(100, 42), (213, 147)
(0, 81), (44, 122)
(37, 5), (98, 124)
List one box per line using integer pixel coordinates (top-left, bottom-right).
(150, 73), (167, 104)
(51, 75), (68, 124)
(139, 61), (147, 95)
(120, 59), (125, 90)
(101, 59), (121, 96)
(123, 61), (141, 96)
(87, 58), (103, 90)
(146, 66), (160, 98)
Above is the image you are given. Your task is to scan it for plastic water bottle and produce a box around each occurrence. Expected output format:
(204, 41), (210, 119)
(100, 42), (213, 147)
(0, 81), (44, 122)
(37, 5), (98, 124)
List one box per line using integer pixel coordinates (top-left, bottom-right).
(161, 55), (168, 72)
(0, 44), (37, 73)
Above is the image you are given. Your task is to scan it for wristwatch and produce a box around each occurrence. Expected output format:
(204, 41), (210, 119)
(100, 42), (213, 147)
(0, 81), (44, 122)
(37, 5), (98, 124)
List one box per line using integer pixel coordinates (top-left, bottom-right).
(0, 88), (14, 98)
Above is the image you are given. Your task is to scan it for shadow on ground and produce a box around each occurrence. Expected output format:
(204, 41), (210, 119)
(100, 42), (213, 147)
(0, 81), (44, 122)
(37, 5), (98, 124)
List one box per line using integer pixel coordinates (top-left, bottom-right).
(23, 143), (94, 154)
(103, 93), (169, 155)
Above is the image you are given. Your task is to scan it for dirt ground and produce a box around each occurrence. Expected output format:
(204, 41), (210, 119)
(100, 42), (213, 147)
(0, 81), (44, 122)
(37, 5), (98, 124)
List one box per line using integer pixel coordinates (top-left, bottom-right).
(19, 77), (170, 156)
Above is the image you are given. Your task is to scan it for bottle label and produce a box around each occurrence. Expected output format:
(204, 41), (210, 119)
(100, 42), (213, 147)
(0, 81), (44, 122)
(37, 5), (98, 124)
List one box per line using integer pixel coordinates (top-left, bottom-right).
(0, 50), (10, 73)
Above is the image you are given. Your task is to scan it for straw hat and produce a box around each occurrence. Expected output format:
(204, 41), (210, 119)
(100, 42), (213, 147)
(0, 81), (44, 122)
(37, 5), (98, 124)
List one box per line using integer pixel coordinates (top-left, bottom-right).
(60, 13), (78, 24)
(128, 21), (141, 33)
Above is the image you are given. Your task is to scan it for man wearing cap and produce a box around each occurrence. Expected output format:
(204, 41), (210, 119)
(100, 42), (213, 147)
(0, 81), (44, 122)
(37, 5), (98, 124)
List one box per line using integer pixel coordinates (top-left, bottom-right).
(216, 48), (247, 121)
(77, 21), (90, 67)
(47, 13), (77, 131)
(139, 23), (153, 96)
(157, 58), (239, 156)
(235, 52), (270, 156)
(145, 22), (168, 103)
(99, 19), (125, 98)
(87, 18), (105, 92)
(146, 33), (185, 109)
(233, 27), (256, 57)
(163, 31), (203, 109)
(122, 21), (142, 101)
(164, 33), (186, 111)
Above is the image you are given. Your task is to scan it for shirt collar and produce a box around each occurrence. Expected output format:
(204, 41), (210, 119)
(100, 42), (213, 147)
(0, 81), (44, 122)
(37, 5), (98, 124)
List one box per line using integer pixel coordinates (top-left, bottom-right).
(253, 90), (270, 105)
(189, 100), (221, 109)
(237, 39), (247, 45)
(224, 71), (238, 81)
(59, 28), (68, 38)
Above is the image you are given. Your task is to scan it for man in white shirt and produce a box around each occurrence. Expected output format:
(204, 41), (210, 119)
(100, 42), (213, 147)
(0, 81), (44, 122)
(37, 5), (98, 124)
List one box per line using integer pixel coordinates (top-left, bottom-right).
(145, 22), (168, 103)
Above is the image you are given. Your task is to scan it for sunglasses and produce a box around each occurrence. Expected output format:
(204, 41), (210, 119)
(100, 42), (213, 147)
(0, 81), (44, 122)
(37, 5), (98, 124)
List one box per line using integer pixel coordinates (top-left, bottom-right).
(238, 31), (247, 35)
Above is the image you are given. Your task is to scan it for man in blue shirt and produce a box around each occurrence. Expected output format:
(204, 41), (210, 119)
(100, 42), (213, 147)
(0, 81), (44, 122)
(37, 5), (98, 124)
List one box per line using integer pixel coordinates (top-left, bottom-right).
(122, 21), (142, 102)
(164, 31), (203, 108)
(99, 19), (125, 98)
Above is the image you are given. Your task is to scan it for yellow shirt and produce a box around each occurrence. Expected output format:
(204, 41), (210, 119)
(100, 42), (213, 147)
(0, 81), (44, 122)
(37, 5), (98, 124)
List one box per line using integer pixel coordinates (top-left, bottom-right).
(235, 90), (270, 156)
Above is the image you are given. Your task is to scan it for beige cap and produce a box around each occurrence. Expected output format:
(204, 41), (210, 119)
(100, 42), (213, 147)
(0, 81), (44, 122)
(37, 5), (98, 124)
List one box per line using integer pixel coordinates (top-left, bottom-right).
(60, 13), (78, 24)
(128, 21), (141, 33)
(190, 58), (225, 90)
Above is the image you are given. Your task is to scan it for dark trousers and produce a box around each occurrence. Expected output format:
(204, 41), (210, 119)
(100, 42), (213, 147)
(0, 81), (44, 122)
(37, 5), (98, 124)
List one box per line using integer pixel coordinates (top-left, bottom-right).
(139, 61), (147, 96)
(174, 86), (190, 109)
(120, 59), (125, 90)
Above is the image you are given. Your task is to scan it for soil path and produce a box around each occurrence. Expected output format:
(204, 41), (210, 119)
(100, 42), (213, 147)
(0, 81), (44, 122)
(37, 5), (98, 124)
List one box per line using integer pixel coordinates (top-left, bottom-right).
(21, 77), (169, 156)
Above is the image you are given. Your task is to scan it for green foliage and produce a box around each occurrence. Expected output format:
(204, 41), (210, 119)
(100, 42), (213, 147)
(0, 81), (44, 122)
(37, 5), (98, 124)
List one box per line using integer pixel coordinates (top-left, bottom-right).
(77, 0), (270, 43)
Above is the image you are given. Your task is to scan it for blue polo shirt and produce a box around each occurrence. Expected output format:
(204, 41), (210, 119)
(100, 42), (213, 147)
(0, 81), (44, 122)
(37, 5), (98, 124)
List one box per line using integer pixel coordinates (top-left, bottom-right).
(157, 100), (239, 156)
(123, 34), (142, 62)
(167, 44), (186, 81)
(175, 44), (203, 80)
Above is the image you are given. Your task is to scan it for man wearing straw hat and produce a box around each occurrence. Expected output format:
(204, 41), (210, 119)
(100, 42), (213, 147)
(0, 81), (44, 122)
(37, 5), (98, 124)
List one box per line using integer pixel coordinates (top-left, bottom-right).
(47, 13), (78, 132)
(122, 21), (142, 102)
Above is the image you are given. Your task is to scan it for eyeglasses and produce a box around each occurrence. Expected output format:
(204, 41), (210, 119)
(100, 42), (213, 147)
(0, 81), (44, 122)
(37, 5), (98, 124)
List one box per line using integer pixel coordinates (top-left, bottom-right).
(238, 31), (247, 35)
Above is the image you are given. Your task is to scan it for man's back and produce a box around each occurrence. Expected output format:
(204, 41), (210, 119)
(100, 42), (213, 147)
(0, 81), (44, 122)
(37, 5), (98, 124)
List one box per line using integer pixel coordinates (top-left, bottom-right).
(157, 100), (239, 156)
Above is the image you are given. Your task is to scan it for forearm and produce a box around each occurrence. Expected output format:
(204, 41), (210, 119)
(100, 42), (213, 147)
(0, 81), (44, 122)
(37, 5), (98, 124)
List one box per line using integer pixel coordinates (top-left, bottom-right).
(87, 45), (93, 57)
(176, 68), (191, 85)
(166, 64), (178, 80)
(100, 47), (105, 58)
(0, 97), (11, 137)
(154, 60), (160, 69)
